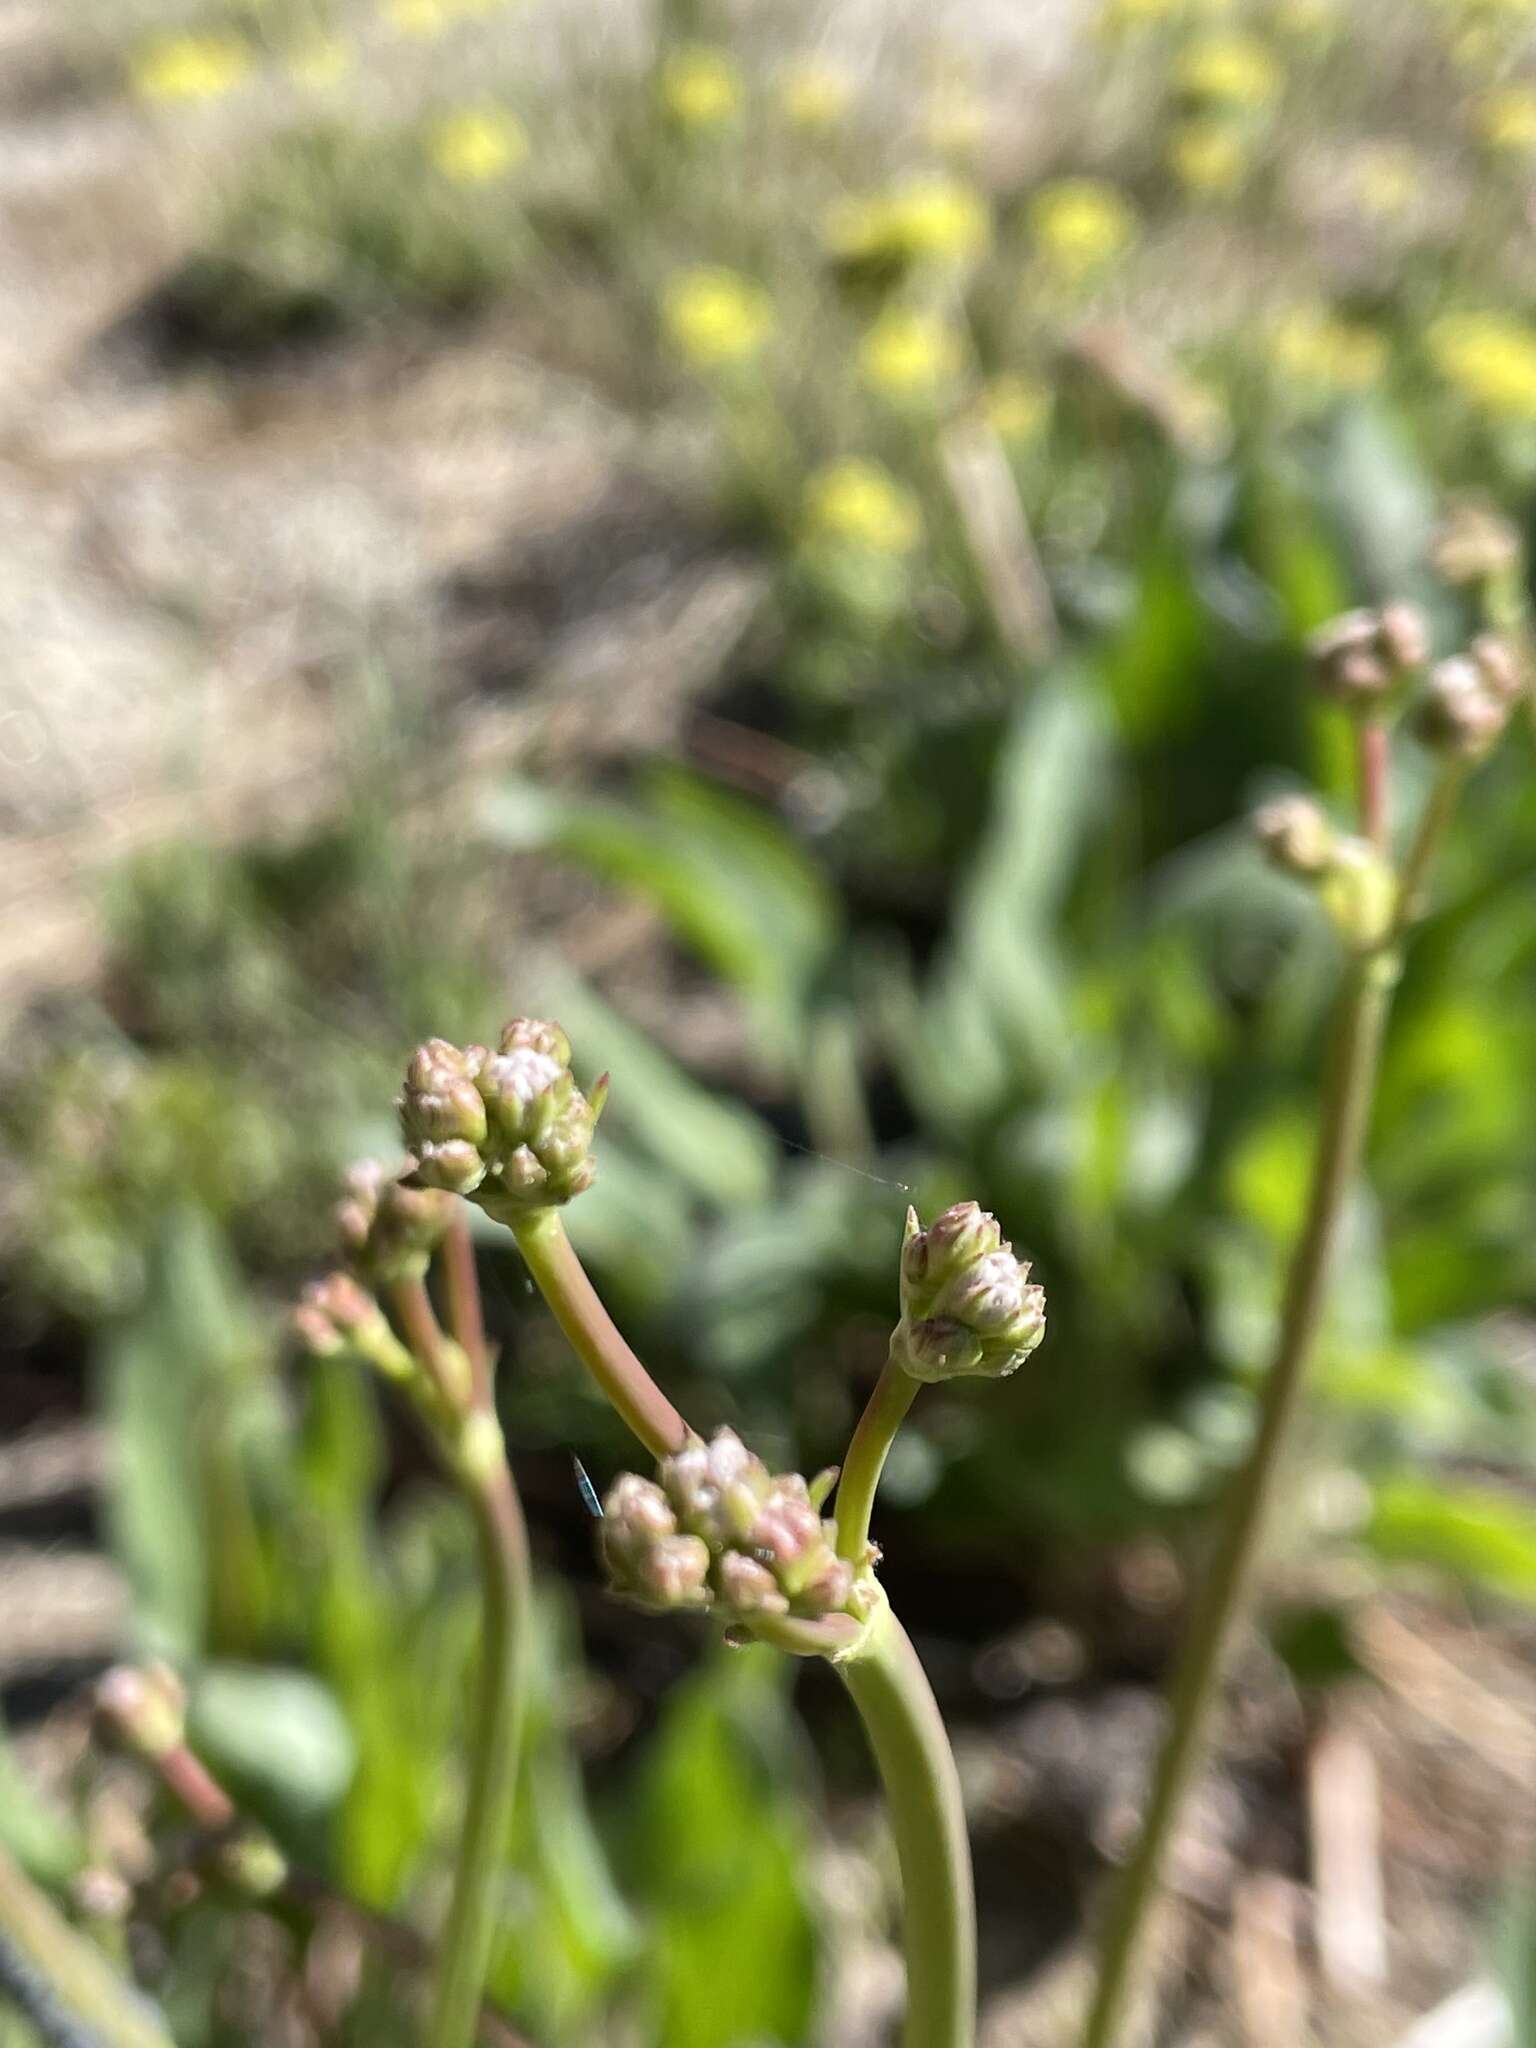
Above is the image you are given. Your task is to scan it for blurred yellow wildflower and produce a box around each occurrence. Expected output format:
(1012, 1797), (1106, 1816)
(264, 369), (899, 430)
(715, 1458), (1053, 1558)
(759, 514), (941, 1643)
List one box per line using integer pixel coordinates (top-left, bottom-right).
(1176, 33), (1281, 108)
(660, 46), (742, 129)
(803, 460), (922, 552)
(385, 0), (449, 34)
(1029, 179), (1139, 275)
(779, 61), (851, 130)
(1355, 142), (1418, 217)
(288, 36), (352, 90)
(1428, 311), (1536, 418)
(429, 108), (528, 183)
(857, 308), (965, 398)
(132, 32), (250, 102)
(980, 375), (1051, 443)
(663, 268), (774, 368)
(1169, 119), (1249, 192)
(1270, 307), (1386, 391)
(1478, 84), (1536, 153)
(827, 174), (991, 269)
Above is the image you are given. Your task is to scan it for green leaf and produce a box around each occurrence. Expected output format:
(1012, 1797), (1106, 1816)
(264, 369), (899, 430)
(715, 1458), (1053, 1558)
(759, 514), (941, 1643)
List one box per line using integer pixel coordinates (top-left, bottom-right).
(0, 1712), (82, 1883)
(481, 768), (838, 1055)
(620, 1647), (819, 2048)
(1368, 1478), (1536, 1604)
(188, 1663), (356, 1822)
(1101, 546), (1208, 743)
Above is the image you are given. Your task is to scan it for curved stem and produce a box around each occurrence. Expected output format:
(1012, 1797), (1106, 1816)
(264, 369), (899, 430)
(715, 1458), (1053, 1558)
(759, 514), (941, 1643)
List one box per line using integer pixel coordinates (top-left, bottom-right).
(509, 1209), (689, 1458)
(444, 1211), (492, 1407)
(834, 1357), (919, 1563)
(1392, 759), (1468, 939)
(837, 1606), (975, 2048)
(1082, 951), (1395, 2048)
(427, 1461), (531, 2048)
(1357, 719), (1390, 850)
(0, 1844), (174, 2048)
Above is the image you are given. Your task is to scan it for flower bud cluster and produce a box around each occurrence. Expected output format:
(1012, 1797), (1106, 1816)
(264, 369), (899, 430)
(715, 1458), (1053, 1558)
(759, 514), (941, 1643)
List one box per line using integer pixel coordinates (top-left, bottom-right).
(399, 1020), (607, 1217)
(1416, 637), (1527, 759)
(96, 1663), (187, 1761)
(601, 1428), (859, 1625)
(291, 1271), (414, 1381)
(1431, 499), (1521, 593)
(1307, 604), (1427, 709)
(1251, 797), (1396, 949)
(891, 1203), (1046, 1384)
(335, 1159), (454, 1284)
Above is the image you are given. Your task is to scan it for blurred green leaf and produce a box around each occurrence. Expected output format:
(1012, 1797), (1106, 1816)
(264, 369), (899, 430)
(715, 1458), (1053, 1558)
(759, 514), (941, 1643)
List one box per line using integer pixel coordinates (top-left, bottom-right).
(1368, 1478), (1536, 1603)
(620, 1647), (819, 2048)
(189, 1664), (355, 1823)
(0, 1713), (82, 1884)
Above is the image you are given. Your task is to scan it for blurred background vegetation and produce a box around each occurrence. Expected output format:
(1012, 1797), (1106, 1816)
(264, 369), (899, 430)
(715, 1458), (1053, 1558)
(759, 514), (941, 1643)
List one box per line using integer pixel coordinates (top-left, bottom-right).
(3, 0), (1536, 2042)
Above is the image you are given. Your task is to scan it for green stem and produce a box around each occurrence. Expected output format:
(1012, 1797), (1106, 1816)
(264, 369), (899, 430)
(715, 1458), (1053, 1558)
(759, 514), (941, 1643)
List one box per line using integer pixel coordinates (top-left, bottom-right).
(834, 1356), (919, 1563)
(426, 1461), (531, 2048)
(0, 1843), (174, 2048)
(1392, 759), (1468, 939)
(837, 1605), (976, 2048)
(510, 1209), (688, 1459)
(1082, 949), (1396, 2048)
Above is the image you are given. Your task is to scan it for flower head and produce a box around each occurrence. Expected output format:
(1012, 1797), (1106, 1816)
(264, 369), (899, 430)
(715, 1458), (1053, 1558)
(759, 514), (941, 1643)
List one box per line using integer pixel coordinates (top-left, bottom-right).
(601, 1428), (859, 1623)
(660, 45), (742, 129)
(1416, 652), (1519, 757)
(132, 32), (250, 103)
(892, 1202), (1046, 1383)
(1169, 119), (1249, 194)
(1270, 307), (1387, 395)
(1478, 84), (1536, 153)
(1431, 497), (1522, 589)
(826, 174), (991, 269)
(663, 267), (774, 368)
(1176, 33), (1282, 109)
(429, 108), (528, 184)
(1307, 604), (1427, 708)
(292, 1272), (416, 1381)
(1428, 310), (1536, 420)
(1253, 793), (1335, 876)
(802, 460), (922, 553)
(400, 1018), (606, 1218)
(1028, 179), (1138, 276)
(857, 308), (964, 399)
(335, 1161), (455, 1283)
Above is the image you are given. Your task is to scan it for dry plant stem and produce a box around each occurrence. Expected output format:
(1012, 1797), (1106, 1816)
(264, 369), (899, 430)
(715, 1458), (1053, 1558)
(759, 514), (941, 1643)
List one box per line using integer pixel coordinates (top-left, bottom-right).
(1358, 720), (1390, 849)
(835, 1356), (919, 1563)
(837, 1605), (976, 2048)
(1082, 945), (1396, 2048)
(509, 1208), (688, 1458)
(0, 1843), (173, 2048)
(417, 1248), (533, 2048)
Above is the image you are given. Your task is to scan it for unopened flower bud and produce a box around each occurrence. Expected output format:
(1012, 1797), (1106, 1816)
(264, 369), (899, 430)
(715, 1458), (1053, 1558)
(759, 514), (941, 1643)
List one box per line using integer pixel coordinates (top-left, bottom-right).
(892, 1203), (1046, 1383)
(715, 1551), (790, 1617)
(293, 1273), (412, 1380)
(600, 1473), (714, 1612)
(1416, 655), (1511, 759)
(1470, 632), (1527, 705)
(96, 1663), (186, 1760)
(1431, 498), (1521, 590)
(335, 1160), (454, 1283)
(1253, 793), (1335, 877)
(399, 1039), (490, 1194)
(1308, 604), (1426, 710)
(1318, 837), (1397, 951)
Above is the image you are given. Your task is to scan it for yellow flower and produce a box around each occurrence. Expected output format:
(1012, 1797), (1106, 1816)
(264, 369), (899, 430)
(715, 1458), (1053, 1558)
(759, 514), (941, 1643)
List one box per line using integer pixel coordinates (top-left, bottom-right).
(779, 61), (851, 130)
(1355, 142), (1418, 217)
(803, 460), (922, 552)
(131, 32), (250, 102)
(1176, 33), (1282, 108)
(857, 308), (965, 398)
(429, 108), (528, 183)
(1169, 119), (1249, 192)
(1270, 307), (1387, 392)
(980, 374), (1051, 443)
(660, 45), (742, 129)
(1478, 84), (1536, 153)
(385, 0), (449, 34)
(826, 174), (991, 269)
(1028, 178), (1139, 274)
(663, 267), (774, 367)
(1428, 310), (1536, 418)
(288, 35), (351, 89)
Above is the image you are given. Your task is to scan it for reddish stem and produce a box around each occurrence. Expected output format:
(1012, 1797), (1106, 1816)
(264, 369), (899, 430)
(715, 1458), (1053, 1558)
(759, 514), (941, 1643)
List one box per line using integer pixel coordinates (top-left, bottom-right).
(1358, 720), (1390, 850)
(443, 1211), (492, 1407)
